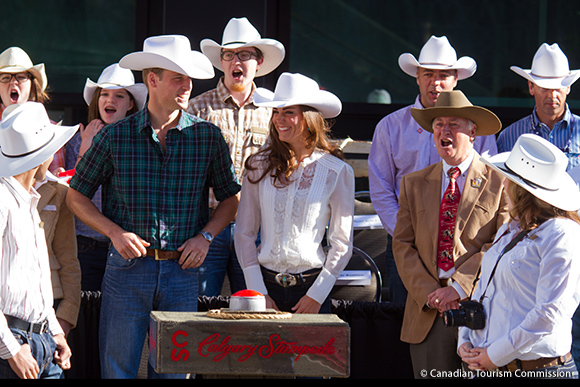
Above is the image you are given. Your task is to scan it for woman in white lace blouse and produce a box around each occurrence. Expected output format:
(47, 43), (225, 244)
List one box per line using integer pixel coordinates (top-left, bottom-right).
(234, 73), (354, 314)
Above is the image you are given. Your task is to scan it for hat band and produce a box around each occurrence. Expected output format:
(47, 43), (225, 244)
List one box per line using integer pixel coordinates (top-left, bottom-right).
(529, 72), (569, 80)
(419, 62), (455, 67)
(501, 163), (558, 192)
(223, 41), (250, 46)
(1, 131), (55, 158)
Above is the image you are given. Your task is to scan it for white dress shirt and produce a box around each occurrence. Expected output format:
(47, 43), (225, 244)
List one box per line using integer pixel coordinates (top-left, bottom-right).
(0, 177), (64, 359)
(458, 218), (580, 367)
(234, 150), (355, 304)
(368, 95), (498, 235)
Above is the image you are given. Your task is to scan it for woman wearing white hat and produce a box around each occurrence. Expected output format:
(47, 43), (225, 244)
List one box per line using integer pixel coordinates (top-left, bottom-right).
(458, 134), (580, 377)
(63, 63), (147, 292)
(234, 73), (354, 314)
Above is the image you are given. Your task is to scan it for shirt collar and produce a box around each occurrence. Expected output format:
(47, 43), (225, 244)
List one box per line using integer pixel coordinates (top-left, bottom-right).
(136, 107), (188, 133)
(2, 176), (40, 207)
(442, 150), (474, 177)
(532, 104), (572, 128)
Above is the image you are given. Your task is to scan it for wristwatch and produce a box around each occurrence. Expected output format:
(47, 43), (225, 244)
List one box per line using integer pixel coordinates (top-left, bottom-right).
(199, 231), (214, 244)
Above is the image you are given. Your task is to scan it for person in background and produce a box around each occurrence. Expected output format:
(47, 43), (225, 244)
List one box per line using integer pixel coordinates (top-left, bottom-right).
(393, 91), (509, 377)
(368, 36), (497, 304)
(0, 102), (78, 379)
(235, 72), (354, 314)
(0, 46), (64, 173)
(460, 134), (580, 378)
(188, 17), (285, 297)
(64, 63), (147, 291)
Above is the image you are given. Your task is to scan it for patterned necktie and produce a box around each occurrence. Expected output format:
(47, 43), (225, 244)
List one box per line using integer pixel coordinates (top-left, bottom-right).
(436, 167), (461, 271)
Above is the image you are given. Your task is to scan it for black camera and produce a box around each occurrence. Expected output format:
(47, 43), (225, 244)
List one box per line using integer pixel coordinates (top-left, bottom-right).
(442, 301), (485, 329)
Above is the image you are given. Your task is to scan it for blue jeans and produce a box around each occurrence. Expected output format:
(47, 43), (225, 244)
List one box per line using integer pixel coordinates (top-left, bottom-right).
(0, 328), (63, 379)
(198, 223), (247, 297)
(99, 246), (199, 379)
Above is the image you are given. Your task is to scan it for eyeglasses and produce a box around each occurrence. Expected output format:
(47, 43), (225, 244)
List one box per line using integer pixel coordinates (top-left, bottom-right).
(220, 51), (258, 62)
(0, 73), (31, 84)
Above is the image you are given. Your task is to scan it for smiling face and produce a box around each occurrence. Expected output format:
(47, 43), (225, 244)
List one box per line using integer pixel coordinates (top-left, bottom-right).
(149, 69), (192, 112)
(0, 72), (32, 106)
(271, 105), (308, 150)
(432, 116), (476, 166)
(98, 88), (135, 125)
(221, 47), (263, 93)
(416, 68), (458, 108)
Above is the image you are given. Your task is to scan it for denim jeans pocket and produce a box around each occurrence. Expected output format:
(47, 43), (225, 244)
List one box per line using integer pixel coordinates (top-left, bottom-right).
(106, 249), (140, 270)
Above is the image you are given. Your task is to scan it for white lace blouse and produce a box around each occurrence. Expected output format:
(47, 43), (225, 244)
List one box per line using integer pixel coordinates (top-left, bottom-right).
(234, 149), (355, 304)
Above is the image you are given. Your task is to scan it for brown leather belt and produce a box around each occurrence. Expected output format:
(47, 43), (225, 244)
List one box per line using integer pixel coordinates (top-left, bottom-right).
(145, 248), (181, 260)
(498, 352), (572, 372)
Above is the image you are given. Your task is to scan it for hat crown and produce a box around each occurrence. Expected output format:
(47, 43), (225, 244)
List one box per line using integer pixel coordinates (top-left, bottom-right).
(143, 35), (192, 60)
(433, 90), (473, 108)
(272, 73), (321, 101)
(531, 43), (571, 78)
(418, 36), (458, 66)
(0, 102), (54, 158)
(221, 17), (261, 46)
(506, 134), (568, 190)
(0, 47), (34, 70)
(97, 63), (136, 87)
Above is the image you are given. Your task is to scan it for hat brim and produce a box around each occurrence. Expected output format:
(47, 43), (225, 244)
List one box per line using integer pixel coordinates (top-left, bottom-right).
(119, 51), (214, 80)
(510, 66), (580, 89)
(0, 122), (79, 177)
(410, 105), (501, 136)
(481, 152), (580, 212)
(398, 53), (476, 80)
(200, 38), (285, 77)
(0, 63), (48, 91)
(83, 79), (148, 110)
(253, 87), (342, 118)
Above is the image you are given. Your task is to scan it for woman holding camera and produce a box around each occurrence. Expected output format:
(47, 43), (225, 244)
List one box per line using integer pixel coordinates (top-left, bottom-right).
(458, 134), (580, 377)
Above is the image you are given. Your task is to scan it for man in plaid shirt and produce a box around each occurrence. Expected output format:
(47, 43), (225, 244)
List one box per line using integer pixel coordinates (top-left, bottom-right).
(188, 17), (285, 297)
(67, 35), (240, 379)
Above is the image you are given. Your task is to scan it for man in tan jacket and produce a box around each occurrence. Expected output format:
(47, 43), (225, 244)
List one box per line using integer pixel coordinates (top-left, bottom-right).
(393, 91), (510, 377)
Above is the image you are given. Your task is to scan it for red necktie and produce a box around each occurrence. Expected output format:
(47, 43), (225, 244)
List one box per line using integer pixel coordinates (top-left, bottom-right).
(436, 167), (461, 271)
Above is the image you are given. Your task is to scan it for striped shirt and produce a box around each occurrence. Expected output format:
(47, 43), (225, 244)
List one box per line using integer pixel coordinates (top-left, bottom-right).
(188, 77), (271, 208)
(0, 177), (64, 359)
(496, 105), (580, 170)
(69, 108), (241, 251)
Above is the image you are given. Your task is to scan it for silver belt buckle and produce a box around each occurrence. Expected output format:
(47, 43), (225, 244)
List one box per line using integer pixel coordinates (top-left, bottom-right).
(275, 273), (297, 287)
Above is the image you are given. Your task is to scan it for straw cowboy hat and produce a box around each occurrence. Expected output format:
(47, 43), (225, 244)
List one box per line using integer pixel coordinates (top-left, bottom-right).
(83, 63), (148, 109)
(481, 134), (580, 212)
(0, 47), (48, 91)
(398, 35), (477, 80)
(411, 90), (501, 136)
(0, 102), (78, 177)
(119, 35), (214, 80)
(253, 72), (342, 118)
(200, 17), (285, 77)
(510, 43), (580, 89)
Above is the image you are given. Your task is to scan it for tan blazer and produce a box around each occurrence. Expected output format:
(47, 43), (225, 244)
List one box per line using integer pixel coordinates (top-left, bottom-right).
(37, 180), (81, 328)
(393, 153), (509, 344)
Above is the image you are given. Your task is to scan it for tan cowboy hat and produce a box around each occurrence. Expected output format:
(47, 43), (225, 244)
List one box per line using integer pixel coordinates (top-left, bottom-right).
(0, 47), (48, 91)
(0, 102), (79, 177)
(200, 17), (285, 77)
(510, 43), (580, 89)
(83, 63), (148, 109)
(119, 35), (214, 79)
(253, 72), (342, 118)
(399, 36), (476, 81)
(410, 90), (501, 136)
(481, 134), (580, 212)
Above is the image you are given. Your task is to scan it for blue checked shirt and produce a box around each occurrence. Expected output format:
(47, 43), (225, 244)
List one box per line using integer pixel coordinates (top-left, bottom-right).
(496, 105), (580, 170)
(69, 108), (241, 251)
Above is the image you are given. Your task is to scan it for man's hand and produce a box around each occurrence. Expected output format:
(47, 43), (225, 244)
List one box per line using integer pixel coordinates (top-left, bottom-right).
(7, 344), (39, 379)
(292, 295), (321, 314)
(52, 333), (72, 370)
(109, 231), (150, 260)
(427, 286), (460, 313)
(177, 234), (211, 269)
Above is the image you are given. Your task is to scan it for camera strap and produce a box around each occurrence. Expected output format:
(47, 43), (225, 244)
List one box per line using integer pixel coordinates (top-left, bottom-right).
(474, 228), (530, 303)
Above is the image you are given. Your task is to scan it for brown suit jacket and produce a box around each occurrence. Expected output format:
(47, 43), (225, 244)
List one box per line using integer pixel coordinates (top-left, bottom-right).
(393, 153), (509, 344)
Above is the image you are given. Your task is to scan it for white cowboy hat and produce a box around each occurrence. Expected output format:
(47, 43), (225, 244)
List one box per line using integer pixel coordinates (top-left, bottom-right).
(83, 63), (148, 109)
(411, 90), (501, 136)
(253, 72), (342, 118)
(200, 17), (285, 77)
(510, 43), (580, 89)
(481, 133), (580, 212)
(0, 47), (48, 91)
(398, 35), (476, 80)
(119, 35), (214, 79)
(0, 102), (79, 177)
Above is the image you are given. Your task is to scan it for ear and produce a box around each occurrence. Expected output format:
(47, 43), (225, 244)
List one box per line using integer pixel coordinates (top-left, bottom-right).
(528, 81), (535, 96)
(256, 56), (264, 70)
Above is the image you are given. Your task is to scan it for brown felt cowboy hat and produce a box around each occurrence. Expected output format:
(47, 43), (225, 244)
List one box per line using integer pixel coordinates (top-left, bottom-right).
(410, 90), (501, 136)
